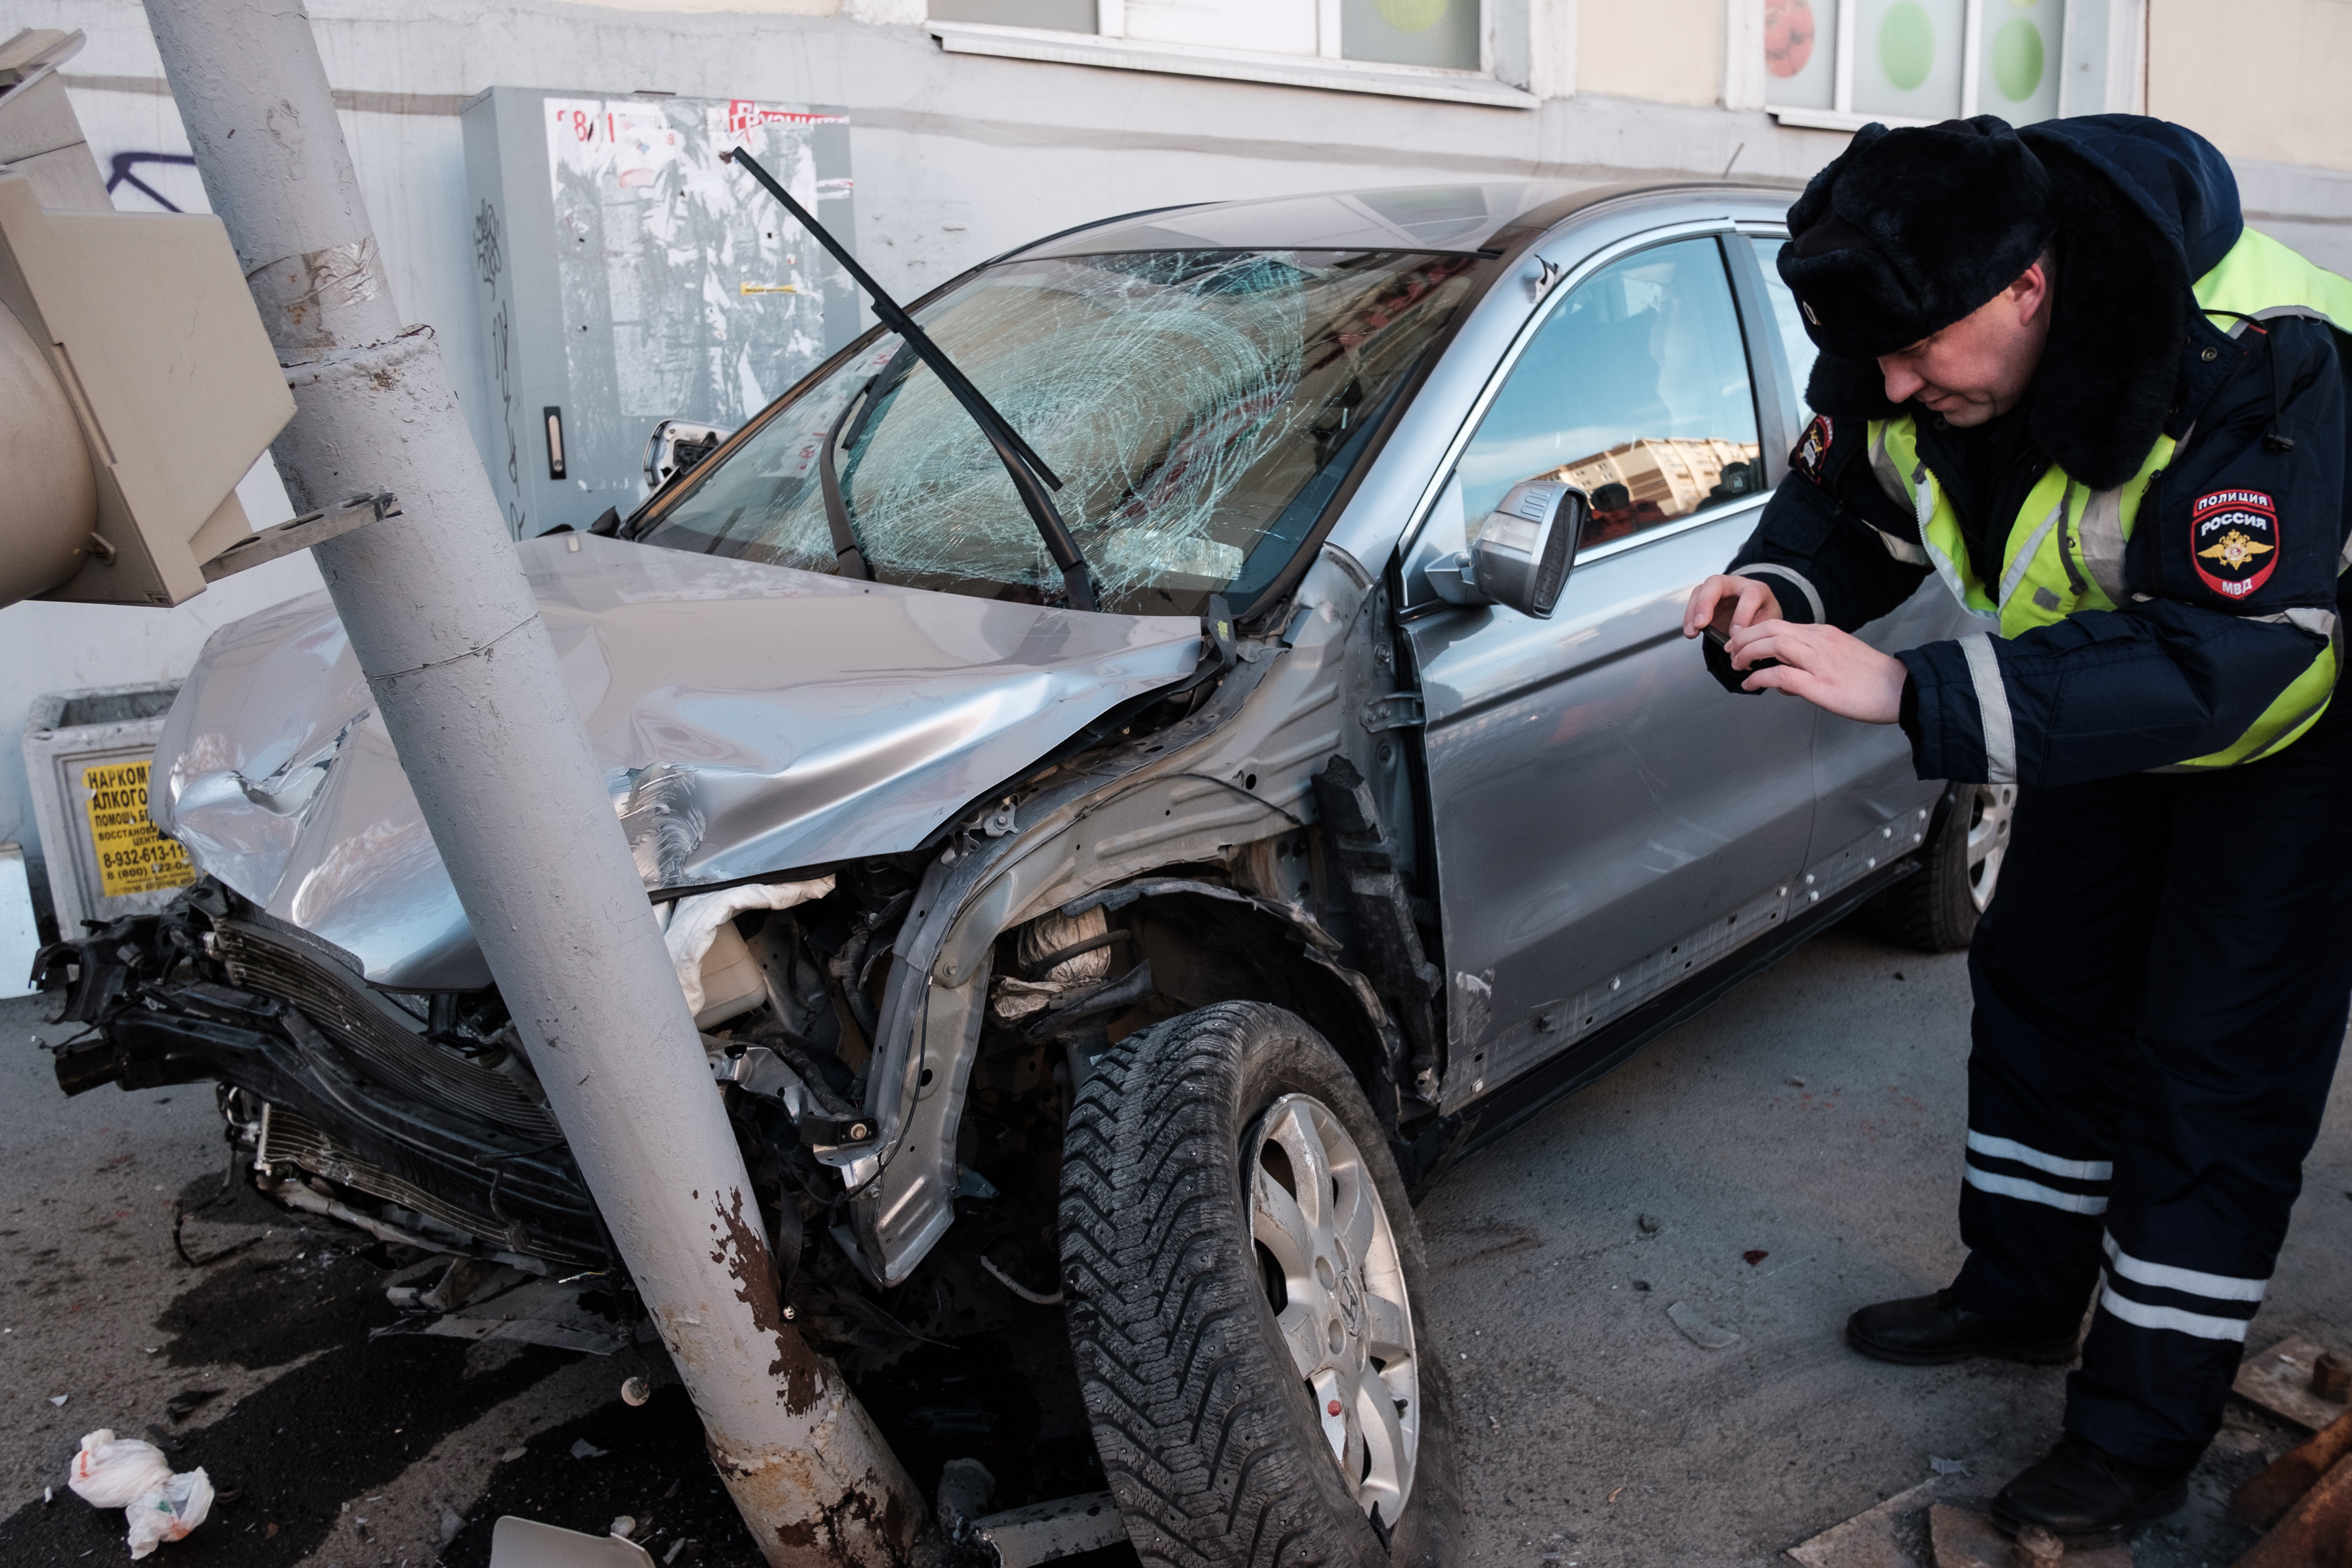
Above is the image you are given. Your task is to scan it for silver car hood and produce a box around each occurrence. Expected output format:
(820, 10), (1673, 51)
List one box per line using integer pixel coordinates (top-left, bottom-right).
(155, 535), (1201, 989)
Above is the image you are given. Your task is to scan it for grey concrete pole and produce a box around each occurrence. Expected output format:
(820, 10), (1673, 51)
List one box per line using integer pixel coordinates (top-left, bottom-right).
(138, 4), (931, 1563)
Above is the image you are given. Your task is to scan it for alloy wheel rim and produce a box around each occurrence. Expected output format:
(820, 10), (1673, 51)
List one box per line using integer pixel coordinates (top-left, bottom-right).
(1245, 1093), (1420, 1525)
(1965, 783), (2017, 913)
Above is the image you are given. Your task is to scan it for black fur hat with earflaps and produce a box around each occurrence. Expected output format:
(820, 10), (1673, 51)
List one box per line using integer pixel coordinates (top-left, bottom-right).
(1779, 115), (2056, 362)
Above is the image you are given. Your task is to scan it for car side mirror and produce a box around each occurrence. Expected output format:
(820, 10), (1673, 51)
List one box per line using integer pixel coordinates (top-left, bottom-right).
(643, 418), (731, 493)
(1427, 479), (1588, 618)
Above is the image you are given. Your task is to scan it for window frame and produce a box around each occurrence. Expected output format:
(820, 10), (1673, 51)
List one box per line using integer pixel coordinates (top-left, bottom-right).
(1747, 0), (2069, 132)
(926, 0), (1540, 110)
(1395, 219), (1782, 610)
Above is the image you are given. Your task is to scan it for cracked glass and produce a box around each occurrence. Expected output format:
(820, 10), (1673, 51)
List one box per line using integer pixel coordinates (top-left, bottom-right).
(641, 249), (1480, 615)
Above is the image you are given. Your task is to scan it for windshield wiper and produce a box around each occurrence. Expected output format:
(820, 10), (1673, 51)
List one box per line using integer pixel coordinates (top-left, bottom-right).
(725, 149), (1097, 612)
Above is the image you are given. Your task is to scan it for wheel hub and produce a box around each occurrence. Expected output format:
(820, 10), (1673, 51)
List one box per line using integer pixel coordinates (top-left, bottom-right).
(1965, 783), (2017, 913)
(1245, 1093), (1420, 1524)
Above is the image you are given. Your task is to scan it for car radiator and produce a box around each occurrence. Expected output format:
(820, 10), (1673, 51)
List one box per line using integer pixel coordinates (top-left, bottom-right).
(256, 1101), (599, 1266)
(215, 919), (562, 1139)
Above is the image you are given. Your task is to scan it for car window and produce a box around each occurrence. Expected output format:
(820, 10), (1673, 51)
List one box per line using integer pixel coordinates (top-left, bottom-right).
(1455, 235), (1762, 549)
(637, 249), (1479, 618)
(1751, 235), (1819, 420)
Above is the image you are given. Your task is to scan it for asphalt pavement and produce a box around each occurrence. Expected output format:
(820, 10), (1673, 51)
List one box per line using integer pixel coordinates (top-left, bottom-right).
(0, 916), (2343, 1567)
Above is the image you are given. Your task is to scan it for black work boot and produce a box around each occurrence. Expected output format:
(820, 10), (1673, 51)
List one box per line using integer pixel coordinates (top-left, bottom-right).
(1844, 1289), (2079, 1365)
(1991, 1433), (2191, 1542)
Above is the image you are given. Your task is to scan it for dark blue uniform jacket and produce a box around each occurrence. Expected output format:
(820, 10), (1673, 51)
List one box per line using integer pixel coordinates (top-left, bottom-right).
(1728, 115), (2352, 786)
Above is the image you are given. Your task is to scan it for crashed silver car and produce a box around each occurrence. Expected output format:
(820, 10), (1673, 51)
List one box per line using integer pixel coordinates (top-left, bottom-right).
(38, 181), (1997, 1564)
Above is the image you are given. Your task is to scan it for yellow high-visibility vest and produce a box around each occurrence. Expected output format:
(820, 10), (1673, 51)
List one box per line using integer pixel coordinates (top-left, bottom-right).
(1865, 229), (2352, 768)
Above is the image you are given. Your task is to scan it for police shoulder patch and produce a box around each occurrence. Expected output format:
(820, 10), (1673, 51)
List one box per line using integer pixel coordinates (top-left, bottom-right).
(1794, 413), (1834, 484)
(2190, 490), (2280, 600)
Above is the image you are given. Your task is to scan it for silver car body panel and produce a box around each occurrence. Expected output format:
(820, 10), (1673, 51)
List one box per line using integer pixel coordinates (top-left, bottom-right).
(153, 535), (1200, 989)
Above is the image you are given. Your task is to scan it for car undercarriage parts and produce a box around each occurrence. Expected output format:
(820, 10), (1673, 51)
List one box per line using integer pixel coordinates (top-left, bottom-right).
(826, 886), (912, 1048)
(992, 908), (1152, 1087)
(726, 1039), (873, 1150)
(724, 147), (1098, 612)
(1311, 754), (1443, 1101)
(935, 1464), (1126, 1568)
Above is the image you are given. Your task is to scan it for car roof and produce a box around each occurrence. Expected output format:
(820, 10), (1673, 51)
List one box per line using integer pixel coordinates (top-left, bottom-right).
(1013, 179), (1799, 260)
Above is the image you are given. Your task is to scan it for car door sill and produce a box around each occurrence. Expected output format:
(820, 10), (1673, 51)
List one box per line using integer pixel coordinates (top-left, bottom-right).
(1395, 852), (1923, 1195)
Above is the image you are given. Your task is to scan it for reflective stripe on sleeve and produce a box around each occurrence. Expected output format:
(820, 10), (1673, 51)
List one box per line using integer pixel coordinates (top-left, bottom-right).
(1739, 563), (1826, 624)
(1959, 633), (2018, 784)
(2103, 1234), (2268, 1303)
(1967, 1131), (2113, 1182)
(2097, 1285), (2252, 1341)
(1964, 1166), (2109, 1215)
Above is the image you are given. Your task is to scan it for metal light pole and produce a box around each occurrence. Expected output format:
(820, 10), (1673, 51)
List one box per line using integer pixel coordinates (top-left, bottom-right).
(137, 4), (931, 1562)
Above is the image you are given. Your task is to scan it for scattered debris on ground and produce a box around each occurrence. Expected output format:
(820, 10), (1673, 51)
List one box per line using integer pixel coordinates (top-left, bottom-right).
(1665, 1301), (1740, 1349)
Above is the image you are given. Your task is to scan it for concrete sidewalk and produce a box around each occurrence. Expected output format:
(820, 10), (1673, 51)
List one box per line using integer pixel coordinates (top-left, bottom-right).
(1417, 922), (2351, 1567)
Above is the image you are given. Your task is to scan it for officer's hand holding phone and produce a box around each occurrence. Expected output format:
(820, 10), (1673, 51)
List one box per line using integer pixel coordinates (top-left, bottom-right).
(1682, 574), (1908, 724)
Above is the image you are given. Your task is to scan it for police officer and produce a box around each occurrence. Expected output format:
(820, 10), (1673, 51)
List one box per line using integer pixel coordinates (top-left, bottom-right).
(1683, 115), (2352, 1542)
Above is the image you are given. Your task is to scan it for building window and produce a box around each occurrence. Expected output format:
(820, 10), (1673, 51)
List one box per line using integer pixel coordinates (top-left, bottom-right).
(1762, 0), (2064, 129)
(928, 0), (1482, 74)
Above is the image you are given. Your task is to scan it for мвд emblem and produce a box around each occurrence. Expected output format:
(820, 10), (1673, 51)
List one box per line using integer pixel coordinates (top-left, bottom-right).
(2190, 490), (2280, 599)
(1794, 414), (1834, 484)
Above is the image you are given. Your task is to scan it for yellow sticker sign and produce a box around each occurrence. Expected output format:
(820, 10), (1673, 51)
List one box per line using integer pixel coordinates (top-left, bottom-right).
(82, 760), (195, 899)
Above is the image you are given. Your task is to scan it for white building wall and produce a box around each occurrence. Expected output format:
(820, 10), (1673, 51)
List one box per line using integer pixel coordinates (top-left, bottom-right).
(6, 0), (2352, 926)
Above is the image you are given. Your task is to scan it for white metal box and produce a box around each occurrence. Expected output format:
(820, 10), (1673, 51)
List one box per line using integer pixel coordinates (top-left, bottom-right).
(21, 683), (192, 934)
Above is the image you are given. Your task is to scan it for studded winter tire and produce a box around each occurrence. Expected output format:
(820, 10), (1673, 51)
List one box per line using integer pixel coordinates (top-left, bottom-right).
(1059, 1001), (1461, 1568)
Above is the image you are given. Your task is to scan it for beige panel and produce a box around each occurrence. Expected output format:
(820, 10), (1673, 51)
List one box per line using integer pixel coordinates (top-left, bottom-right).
(41, 211), (290, 554)
(0, 172), (294, 607)
(1578, 0), (1723, 106)
(0, 297), (96, 604)
(2149, 0), (2352, 172)
(0, 74), (108, 209)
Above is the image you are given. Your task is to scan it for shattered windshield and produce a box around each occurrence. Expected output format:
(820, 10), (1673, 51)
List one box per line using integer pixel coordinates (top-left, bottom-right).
(640, 249), (1480, 616)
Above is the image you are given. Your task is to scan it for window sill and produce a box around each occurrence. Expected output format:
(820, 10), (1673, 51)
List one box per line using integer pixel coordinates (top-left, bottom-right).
(1769, 106), (1947, 132)
(1767, 106), (1950, 132)
(926, 22), (1539, 111)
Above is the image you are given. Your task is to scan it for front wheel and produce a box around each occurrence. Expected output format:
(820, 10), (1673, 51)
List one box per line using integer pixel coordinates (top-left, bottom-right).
(1060, 1002), (1461, 1568)
(1857, 782), (2016, 951)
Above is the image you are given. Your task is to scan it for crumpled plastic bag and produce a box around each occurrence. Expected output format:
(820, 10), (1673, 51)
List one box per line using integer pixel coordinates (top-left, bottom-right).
(67, 1430), (213, 1559)
(67, 1431), (172, 1510)
(123, 1469), (213, 1559)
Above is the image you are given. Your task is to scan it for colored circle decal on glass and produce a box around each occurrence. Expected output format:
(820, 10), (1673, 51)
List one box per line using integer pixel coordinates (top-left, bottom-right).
(1374, 0), (1449, 31)
(1993, 18), (2045, 102)
(1878, 1), (1935, 93)
(1765, 0), (1816, 79)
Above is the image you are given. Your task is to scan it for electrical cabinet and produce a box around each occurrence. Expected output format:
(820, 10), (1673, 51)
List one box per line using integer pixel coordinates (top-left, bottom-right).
(461, 87), (859, 538)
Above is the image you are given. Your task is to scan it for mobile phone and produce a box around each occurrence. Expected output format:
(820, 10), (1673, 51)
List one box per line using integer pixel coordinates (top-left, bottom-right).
(1704, 602), (1781, 667)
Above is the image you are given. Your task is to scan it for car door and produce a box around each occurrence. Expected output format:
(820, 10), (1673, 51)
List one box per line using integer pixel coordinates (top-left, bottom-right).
(1742, 230), (1956, 903)
(1399, 228), (1815, 1109)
